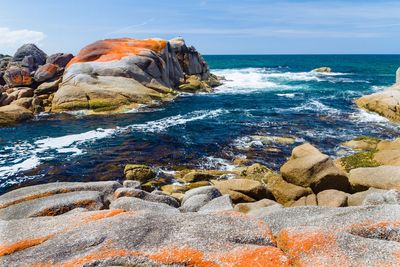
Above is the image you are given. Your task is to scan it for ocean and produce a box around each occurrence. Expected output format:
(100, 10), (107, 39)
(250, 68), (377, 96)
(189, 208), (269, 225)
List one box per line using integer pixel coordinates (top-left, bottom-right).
(1, 55), (399, 194)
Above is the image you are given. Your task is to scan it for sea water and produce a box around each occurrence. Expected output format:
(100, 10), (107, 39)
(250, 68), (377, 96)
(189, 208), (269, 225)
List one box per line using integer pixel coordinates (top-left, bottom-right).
(1, 55), (399, 193)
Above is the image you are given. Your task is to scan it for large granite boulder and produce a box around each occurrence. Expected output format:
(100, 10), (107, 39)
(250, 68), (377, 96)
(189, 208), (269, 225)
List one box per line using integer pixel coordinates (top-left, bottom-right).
(280, 143), (350, 193)
(33, 63), (58, 83)
(3, 66), (32, 87)
(349, 166), (400, 191)
(355, 83), (400, 122)
(124, 164), (156, 182)
(12, 44), (47, 71)
(114, 188), (179, 208)
(266, 173), (312, 205)
(52, 37), (219, 112)
(46, 53), (74, 68)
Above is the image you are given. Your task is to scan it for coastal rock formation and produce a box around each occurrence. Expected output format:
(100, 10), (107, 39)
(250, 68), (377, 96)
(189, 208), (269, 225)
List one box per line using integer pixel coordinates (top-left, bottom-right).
(0, 104), (33, 125)
(355, 68), (400, 122)
(349, 166), (400, 191)
(311, 67), (331, 73)
(52, 37), (219, 112)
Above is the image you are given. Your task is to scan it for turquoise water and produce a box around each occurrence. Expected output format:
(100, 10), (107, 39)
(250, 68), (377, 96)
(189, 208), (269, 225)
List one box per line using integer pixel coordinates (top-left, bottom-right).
(1, 55), (399, 193)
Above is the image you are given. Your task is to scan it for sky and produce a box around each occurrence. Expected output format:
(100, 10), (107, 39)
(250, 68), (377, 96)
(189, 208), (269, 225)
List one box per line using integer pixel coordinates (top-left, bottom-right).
(0, 0), (399, 55)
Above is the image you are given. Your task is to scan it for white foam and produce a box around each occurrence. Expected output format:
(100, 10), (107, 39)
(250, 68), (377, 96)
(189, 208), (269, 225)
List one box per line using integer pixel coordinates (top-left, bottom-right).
(350, 109), (390, 123)
(277, 93), (296, 98)
(197, 156), (235, 171)
(276, 99), (341, 115)
(0, 109), (228, 178)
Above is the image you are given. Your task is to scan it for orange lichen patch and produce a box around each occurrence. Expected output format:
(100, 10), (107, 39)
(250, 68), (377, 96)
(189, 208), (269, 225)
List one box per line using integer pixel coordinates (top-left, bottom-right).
(67, 38), (168, 67)
(0, 235), (53, 256)
(216, 246), (291, 267)
(276, 228), (349, 267)
(257, 220), (276, 244)
(148, 247), (219, 267)
(82, 209), (125, 223)
(348, 220), (400, 242)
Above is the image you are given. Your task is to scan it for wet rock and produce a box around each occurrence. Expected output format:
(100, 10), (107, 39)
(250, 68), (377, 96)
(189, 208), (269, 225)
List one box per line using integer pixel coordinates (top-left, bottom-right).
(312, 66), (331, 73)
(347, 187), (387, 206)
(212, 178), (272, 203)
(266, 173), (312, 205)
(124, 164), (156, 182)
(114, 188), (179, 208)
(3, 66), (32, 87)
(349, 166), (400, 191)
(181, 170), (217, 183)
(33, 63), (58, 83)
(122, 180), (141, 189)
(0, 181), (121, 209)
(280, 143), (350, 193)
(0, 104), (33, 125)
(0, 191), (104, 220)
(198, 195), (233, 213)
(13, 44), (47, 70)
(234, 199), (281, 213)
(110, 197), (179, 214)
(0, 209), (285, 266)
(342, 136), (381, 151)
(317, 189), (349, 207)
(46, 53), (74, 68)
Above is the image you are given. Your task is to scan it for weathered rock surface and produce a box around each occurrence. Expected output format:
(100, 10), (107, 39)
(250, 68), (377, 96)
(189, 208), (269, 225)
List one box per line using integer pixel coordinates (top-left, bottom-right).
(347, 187), (387, 206)
(355, 82), (400, 122)
(33, 63), (58, 83)
(316, 189), (349, 207)
(349, 166), (400, 191)
(180, 186), (222, 212)
(0, 191), (104, 220)
(110, 196), (179, 214)
(0, 104), (33, 125)
(12, 43), (47, 70)
(291, 194), (317, 207)
(52, 38), (219, 112)
(281, 143), (350, 193)
(235, 199), (282, 213)
(46, 53), (74, 68)
(312, 67), (331, 73)
(362, 190), (400, 205)
(3, 66), (32, 87)
(198, 195), (234, 213)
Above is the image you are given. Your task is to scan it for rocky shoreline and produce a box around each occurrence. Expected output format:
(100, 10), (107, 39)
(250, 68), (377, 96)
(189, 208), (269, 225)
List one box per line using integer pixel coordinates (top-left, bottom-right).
(1, 135), (400, 266)
(0, 37), (221, 125)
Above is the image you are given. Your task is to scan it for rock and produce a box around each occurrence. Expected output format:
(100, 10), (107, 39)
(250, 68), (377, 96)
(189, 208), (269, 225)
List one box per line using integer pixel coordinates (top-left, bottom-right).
(181, 170), (217, 183)
(0, 191), (104, 220)
(122, 180), (141, 189)
(180, 186), (222, 212)
(247, 205), (284, 218)
(35, 78), (61, 95)
(291, 194), (317, 207)
(212, 178), (272, 203)
(362, 190), (400, 205)
(141, 177), (168, 191)
(249, 135), (296, 145)
(198, 195), (233, 213)
(266, 173), (313, 205)
(342, 136), (381, 151)
(280, 143), (350, 193)
(110, 197), (179, 214)
(0, 209), (286, 266)
(355, 83), (400, 122)
(234, 199), (281, 213)
(316, 189), (349, 207)
(52, 38), (219, 112)
(46, 53), (74, 68)
(16, 87), (34, 98)
(12, 97), (33, 109)
(240, 163), (273, 182)
(347, 187), (387, 206)
(312, 67), (331, 73)
(33, 63), (58, 83)
(124, 164), (156, 182)
(349, 166), (400, 191)
(0, 104), (33, 125)
(339, 151), (381, 172)
(13, 44), (47, 70)
(374, 138), (400, 166)
(3, 66), (32, 87)
(0, 181), (121, 209)
(114, 188), (179, 208)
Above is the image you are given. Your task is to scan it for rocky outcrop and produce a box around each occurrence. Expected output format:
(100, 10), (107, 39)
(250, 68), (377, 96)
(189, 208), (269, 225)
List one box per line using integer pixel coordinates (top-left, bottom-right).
(0, 104), (33, 125)
(124, 164), (156, 182)
(311, 67), (331, 73)
(52, 37), (220, 112)
(349, 166), (400, 191)
(355, 68), (400, 122)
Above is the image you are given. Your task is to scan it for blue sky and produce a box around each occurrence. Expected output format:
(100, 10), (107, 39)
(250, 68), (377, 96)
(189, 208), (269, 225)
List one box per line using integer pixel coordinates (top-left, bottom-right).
(0, 0), (399, 55)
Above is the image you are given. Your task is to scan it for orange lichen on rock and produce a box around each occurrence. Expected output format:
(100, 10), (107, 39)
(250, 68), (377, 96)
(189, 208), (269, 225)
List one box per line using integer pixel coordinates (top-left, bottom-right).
(0, 191), (57, 209)
(216, 246), (291, 267)
(67, 38), (168, 67)
(149, 247), (219, 267)
(0, 235), (53, 257)
(276, 228), (349, 267)
(82, 209), (125, 223)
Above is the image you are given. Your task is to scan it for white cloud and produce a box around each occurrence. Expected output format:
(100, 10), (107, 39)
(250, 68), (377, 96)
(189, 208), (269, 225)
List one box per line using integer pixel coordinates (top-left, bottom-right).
(0, 27), (45, 52)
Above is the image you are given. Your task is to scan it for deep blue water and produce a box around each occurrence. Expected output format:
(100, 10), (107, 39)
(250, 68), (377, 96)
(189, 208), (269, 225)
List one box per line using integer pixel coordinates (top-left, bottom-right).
(1, 55), (399, 194)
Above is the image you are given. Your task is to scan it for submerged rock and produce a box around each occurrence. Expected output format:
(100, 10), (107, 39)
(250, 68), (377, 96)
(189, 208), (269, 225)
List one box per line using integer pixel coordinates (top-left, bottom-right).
(312, 67), (331, 73)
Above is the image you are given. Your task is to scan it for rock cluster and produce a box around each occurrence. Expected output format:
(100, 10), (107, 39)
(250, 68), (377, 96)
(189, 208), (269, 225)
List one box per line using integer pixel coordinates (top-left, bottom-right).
(0, 37), (220, 125)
